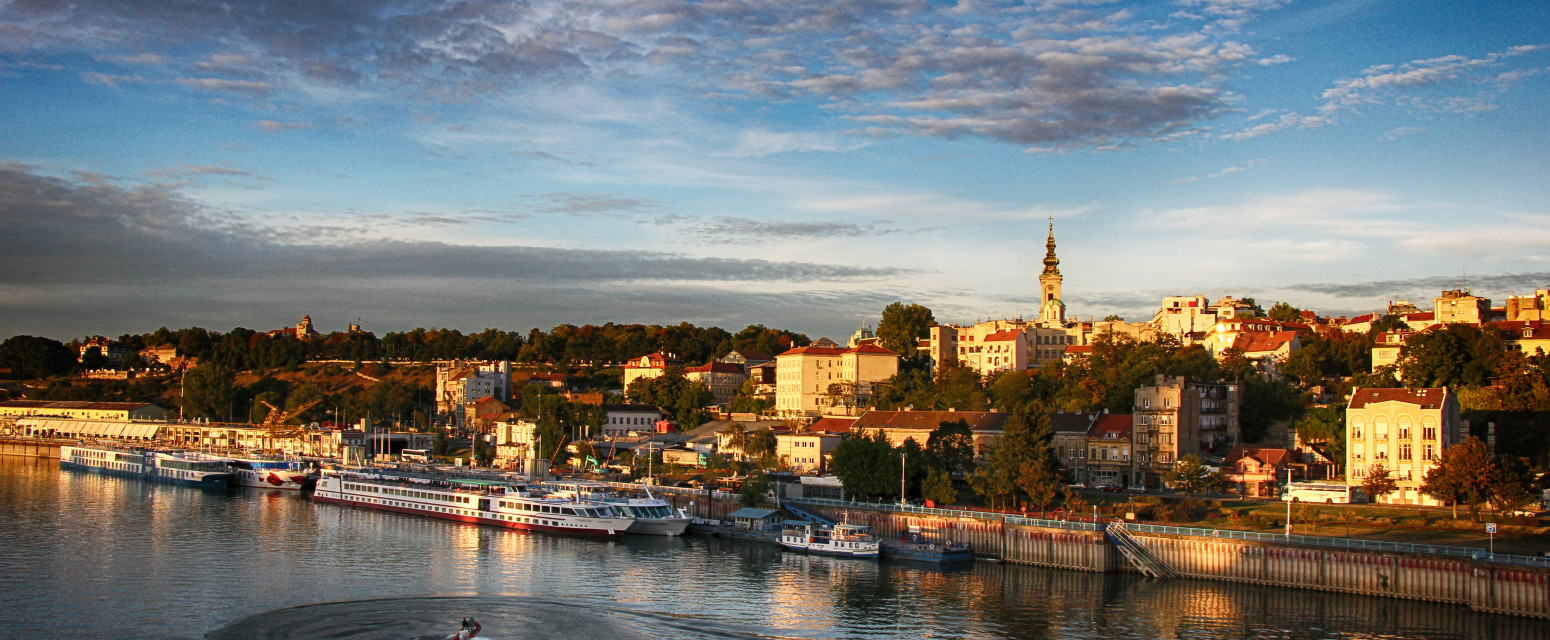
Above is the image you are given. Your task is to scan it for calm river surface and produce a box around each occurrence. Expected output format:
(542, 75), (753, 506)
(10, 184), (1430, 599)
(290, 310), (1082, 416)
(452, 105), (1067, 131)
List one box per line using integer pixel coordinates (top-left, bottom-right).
(2, 456), (1546, 640)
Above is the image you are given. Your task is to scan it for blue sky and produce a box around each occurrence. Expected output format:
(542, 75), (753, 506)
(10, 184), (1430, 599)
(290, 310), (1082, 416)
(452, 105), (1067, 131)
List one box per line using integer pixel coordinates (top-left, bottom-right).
(2, 0), (1548, 342)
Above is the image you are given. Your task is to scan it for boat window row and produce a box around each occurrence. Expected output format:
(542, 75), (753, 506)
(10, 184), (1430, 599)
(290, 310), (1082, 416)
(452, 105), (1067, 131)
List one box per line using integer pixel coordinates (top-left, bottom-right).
(498, 500), (610, 518)
(343, 482), (474, 505)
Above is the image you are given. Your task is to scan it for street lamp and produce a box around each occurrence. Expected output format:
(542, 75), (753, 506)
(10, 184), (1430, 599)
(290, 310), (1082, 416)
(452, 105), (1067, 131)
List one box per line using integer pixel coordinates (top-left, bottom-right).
(1284, 466), (1293, 537)
(900, 450), (907, 509)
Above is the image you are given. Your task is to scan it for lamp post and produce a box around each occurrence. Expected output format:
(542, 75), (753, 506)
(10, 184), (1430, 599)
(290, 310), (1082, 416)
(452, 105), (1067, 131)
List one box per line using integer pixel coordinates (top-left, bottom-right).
(900, 450), (907, 509)
(1284, 466), (1293, 537)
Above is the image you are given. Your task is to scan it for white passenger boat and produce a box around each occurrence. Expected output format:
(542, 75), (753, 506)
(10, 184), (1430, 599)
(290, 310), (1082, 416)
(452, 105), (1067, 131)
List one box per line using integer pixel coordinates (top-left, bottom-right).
(311, 470), (635, 536)
(780, 521), (880, 559)
(60, 445), (233, 488)
(545, 483), (691, 536)
(220, 455), (313, 489)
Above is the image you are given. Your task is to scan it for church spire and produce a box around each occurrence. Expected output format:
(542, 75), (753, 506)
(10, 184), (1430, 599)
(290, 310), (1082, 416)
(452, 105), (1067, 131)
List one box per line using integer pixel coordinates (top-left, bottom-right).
(1042, 217), (1060, 276)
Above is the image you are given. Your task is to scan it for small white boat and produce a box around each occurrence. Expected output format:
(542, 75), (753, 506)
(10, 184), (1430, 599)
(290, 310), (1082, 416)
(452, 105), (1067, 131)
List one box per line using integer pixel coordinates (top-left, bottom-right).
(780, 521), (880, 559)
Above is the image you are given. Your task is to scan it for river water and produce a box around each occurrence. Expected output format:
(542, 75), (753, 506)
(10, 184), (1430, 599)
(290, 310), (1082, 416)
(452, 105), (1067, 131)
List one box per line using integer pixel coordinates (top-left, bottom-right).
(2, 456), (1546, 640)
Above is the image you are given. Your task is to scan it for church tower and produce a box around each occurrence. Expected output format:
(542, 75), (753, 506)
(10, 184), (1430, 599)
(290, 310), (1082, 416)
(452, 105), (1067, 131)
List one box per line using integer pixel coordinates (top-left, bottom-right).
(1039, 219), (1066, 325)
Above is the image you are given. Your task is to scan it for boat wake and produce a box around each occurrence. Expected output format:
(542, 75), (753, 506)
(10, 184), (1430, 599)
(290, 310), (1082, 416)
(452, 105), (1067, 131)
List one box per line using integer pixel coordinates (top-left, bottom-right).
(205, 595), (766, 640)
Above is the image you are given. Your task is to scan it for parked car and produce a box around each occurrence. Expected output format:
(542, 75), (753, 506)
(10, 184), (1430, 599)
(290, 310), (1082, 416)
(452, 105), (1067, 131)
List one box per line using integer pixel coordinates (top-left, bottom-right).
(1067, 482), (1086, 490)
(1126, 485), (1147, 493)
(1098, 485), (1122, 493)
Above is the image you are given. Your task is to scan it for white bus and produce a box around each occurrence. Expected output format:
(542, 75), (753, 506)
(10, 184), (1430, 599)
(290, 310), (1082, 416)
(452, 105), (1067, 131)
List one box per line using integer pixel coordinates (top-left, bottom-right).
(1281, 482), (1366, 504)
(400, 449), (430, 463)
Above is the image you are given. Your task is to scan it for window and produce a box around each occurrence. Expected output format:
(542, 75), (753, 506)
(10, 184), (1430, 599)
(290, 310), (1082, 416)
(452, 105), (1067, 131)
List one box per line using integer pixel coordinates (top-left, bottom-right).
(1399, 443), (1412, 461)
(1351, 416), (1364, 439)
(1423, 444), (1436, 461)
(1374, 416), (1389, 440)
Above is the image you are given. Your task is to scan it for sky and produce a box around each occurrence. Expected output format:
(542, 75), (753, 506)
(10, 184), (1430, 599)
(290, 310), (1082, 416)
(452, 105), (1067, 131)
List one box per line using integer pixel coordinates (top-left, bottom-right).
(2, 0), (1548, 343)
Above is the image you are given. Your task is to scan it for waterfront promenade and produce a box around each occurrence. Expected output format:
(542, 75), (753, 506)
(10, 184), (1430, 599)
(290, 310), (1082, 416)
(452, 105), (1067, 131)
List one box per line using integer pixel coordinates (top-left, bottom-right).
(7, 437), (1548, 622)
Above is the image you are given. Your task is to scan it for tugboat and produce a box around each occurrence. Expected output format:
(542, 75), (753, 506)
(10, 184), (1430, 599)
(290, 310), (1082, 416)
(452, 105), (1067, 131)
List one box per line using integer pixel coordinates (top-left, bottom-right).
(779, 521), (880, 559)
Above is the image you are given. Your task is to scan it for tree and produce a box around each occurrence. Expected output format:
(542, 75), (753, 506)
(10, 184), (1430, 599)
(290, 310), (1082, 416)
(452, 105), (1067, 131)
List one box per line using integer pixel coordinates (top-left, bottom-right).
(1163, 454), (1220, 496)
(1294, 406), (1345, 478)
(745, 427), (778, 466)
(723, 423), (748, 461)
(0, 335), (77, 378)
(1489, 455), (1537, 514)
(922, 468), (957, 505)
(926, 420), (976, 477)
(877, 302), (935, 359)
(181, 363), (235, 420)
(831, 430), (899, 500)
(824, 381), (858, 412)
(1240, 376), (1303, 444)
(1360, 462), (1399, 502)
(970, 407), (1057, 510)
(1421, 437), (1496, 519)
(738, 472), (771, 507)
(1267, 301), (1302, 323)
(78, 346), (107, 371)
(1062, 487), (1089, 516)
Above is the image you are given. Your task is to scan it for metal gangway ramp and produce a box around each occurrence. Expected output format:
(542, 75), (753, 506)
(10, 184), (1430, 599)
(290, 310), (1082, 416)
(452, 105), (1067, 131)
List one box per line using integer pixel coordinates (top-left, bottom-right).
(783, 501), (836, 526)
(1106, 521), (1176, 579)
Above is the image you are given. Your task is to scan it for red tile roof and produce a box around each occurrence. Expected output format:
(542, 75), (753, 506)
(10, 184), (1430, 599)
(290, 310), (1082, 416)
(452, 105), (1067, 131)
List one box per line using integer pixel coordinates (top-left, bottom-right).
(777, 344), (900, 357)
(1347, 387), (1449, 409)
(1230, 330), (1298, 354)
(1064, 344), (1094, 354)
(686, 362), (745, 374)
(853, 410), (1006, 432)
(808, 417), (857, 434)
(1089, 414), (1132, 438)
(983, 329), (1021, 341)
(1225, 446), (1294, 468)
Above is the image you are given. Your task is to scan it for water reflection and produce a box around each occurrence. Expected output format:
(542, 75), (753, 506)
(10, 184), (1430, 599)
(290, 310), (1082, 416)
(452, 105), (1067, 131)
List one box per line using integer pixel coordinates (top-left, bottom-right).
(2, 457), (1548, 640)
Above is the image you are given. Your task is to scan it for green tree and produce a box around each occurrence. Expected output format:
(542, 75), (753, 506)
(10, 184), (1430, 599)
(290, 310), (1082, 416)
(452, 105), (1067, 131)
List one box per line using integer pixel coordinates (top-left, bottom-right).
(78, 346), (107, 371)
(922, 467), (957, 505)
(181, 363), (235, 420)
(1421, 437), (1496, 519)
(1360, 462), (1399, 502)
(1488, 455), (1537, 514)
(877, 302), (935, 359)
(729, 378), (774, 414)
(830, 430), (899, 500)
(925, 419), (976, 477)
(0, 335), (77, 378)
(1267, 301), (1302, 323)
(970, 407), (1056, 510)
(1240, 376), (1303, 443)
(1294, 406), (1345, 478)
(1163, 454), (1220, 496)
(745, 426), (778, 466)
(738, 472), (771, 507)
(723, 423), (748, 461)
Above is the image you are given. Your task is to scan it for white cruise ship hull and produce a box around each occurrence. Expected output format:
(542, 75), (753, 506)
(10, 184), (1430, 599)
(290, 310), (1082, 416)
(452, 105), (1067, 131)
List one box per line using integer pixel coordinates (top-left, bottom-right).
(626, 517), (691, 536)
(312, 473), (633, 537)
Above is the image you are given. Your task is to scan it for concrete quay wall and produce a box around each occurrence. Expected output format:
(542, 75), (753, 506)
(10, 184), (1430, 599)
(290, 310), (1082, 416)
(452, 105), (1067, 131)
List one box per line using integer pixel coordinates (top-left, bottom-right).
(1131, 533), (1550, 619)
(0, 437), (63, 459)
(794, 502), (1550, 619)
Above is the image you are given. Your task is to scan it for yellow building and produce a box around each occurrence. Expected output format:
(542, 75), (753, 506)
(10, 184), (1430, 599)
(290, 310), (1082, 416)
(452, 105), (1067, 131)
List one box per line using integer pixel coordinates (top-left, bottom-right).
(1345, 387), (1460, 506)
(621, 352), (682, 392)
(0, 400), (169, 422)
(1434, 289), (1490, 325)
(774, 344), (899, 417)
(775, 432), (842, 474)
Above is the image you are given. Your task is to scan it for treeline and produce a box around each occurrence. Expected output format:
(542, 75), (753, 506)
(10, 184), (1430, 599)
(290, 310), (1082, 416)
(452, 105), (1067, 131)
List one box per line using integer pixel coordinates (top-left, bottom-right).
(2, 322), (810, 375)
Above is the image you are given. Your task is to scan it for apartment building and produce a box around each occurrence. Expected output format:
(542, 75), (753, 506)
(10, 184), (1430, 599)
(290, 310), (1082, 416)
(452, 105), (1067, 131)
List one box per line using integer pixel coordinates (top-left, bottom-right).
(774, 344), (899, 417)
(1129, 375), (1241, 486)
(1346, 387), (1460, 506)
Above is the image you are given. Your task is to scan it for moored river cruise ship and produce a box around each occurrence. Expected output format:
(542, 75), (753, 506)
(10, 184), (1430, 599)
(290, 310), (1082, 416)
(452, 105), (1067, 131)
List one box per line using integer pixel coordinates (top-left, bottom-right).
(59, 444), (234, 488)
(311, 470), (635, 536)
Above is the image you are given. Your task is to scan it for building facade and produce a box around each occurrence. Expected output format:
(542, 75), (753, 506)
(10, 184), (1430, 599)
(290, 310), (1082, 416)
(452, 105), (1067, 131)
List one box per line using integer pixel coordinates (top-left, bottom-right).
(774, 344), (899, 417)
(622, 352), (683, 392)
(685, 362), (748, 406)
(1345, 387), (1460, 506)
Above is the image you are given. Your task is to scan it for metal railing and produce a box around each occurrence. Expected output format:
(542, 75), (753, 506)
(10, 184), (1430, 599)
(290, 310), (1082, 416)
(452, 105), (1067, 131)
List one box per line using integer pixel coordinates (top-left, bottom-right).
(1125, 522), (1550, 568)
(788, 497), (1550, 568)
